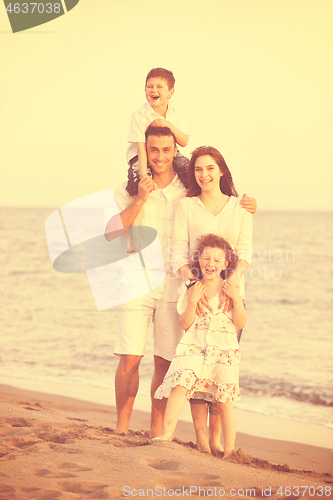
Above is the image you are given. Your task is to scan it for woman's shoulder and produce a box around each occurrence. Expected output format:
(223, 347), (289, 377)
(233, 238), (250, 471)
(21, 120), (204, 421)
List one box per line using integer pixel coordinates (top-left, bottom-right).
(226, 196), (250, 214)
(173, 196), (198, 212)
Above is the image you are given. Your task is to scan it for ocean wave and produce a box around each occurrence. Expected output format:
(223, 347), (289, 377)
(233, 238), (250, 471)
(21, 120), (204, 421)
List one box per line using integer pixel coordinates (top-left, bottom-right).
(240, 376), (333, 407)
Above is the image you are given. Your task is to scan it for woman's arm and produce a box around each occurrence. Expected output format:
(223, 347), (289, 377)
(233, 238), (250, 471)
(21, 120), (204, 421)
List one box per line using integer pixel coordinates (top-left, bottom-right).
(221, 281), (247, 329)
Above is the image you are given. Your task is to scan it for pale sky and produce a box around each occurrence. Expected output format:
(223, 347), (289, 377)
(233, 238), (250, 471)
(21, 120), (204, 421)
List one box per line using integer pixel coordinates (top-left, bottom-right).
(1, 0), (332, 210)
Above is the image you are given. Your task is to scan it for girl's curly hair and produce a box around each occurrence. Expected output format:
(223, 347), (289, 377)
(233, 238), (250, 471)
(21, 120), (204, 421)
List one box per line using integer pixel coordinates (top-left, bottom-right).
(190, 234), (237, 280)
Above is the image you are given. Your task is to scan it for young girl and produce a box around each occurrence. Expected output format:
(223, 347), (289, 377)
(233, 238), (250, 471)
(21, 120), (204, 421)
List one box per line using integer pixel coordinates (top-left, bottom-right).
(154, 234), (247, 458)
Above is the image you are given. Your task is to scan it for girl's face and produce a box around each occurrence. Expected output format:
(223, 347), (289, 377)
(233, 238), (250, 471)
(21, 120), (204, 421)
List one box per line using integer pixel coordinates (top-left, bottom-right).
(199, 246), (227, 280)
(194, 155), (223, 193)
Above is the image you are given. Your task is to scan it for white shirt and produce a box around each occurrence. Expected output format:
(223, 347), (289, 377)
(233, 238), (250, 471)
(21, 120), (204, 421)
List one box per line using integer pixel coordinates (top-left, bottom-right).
(171, 196), (253, 298)
(103, 176), (187, 301)
(126, 101), (189, 163)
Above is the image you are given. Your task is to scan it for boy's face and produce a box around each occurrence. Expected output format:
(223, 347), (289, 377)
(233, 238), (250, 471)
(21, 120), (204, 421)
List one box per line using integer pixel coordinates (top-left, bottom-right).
(145, 77), (174, 108)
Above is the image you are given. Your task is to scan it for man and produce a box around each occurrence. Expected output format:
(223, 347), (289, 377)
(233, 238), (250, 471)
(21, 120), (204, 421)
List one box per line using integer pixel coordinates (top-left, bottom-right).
(104, 125), (256, 439)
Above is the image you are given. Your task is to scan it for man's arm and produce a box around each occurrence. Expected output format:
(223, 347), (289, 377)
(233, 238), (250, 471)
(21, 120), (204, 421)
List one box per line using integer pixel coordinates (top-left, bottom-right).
(104, 177), (154, 240)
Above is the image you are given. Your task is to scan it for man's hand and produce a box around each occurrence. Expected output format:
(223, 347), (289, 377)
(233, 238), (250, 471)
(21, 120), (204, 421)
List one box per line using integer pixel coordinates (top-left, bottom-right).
(240, 193), (257, 214)
(137, 176), (155, 204)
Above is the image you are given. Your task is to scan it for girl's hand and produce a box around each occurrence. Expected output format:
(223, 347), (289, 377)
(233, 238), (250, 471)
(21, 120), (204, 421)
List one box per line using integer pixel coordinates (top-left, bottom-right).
(187, 281), (205, 304)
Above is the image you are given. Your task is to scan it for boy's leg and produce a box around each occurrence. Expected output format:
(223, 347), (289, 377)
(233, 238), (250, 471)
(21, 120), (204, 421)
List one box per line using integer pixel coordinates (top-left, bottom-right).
(172, 151), (189, 188)
(126, 158), (153, 196)
(216, 401), (236, 457)
(208, 404), (223, 456)
(189, 400), (211, 453)
(156, 385), (188, 441)
(150, 355), (171, 438)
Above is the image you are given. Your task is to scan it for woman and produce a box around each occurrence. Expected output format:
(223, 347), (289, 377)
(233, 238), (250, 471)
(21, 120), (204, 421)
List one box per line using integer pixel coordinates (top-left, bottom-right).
(171, 146), (254, 456)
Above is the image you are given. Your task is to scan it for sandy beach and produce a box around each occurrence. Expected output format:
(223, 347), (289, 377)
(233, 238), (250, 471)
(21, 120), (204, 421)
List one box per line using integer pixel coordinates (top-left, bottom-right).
(1, 383), (332, 500)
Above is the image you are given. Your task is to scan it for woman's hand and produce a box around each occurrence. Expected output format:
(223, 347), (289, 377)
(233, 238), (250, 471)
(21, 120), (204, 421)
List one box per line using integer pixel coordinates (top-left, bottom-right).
(219, 280), (241, 313)
(240, 193), (257, 214)
(221, 280), (242, 302)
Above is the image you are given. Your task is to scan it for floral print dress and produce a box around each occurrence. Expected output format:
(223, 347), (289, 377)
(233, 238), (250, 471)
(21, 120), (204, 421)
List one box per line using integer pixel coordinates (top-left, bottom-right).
(154, 285), (240, 403)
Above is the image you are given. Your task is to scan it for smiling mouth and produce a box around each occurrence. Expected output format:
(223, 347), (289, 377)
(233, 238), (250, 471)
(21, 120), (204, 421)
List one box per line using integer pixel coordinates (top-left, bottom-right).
(152, 95), (159, 100)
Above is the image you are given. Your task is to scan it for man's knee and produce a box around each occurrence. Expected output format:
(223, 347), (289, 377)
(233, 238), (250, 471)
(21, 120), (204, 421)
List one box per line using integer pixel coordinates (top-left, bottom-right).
(154, 355), (171, 373)
(117, 354), (142, 374)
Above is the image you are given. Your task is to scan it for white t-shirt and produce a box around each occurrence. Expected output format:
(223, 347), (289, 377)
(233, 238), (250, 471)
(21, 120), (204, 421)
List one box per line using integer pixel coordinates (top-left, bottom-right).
(171, 196), (253, 298)
(126, 101), (189, 163)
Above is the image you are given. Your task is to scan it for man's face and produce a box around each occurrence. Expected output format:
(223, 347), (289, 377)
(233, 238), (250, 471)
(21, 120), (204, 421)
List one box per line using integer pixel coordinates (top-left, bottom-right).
(146, 135), (177, 176)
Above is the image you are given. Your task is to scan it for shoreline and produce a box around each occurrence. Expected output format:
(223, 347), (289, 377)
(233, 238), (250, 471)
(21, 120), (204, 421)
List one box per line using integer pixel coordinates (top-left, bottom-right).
(1, 375), (332, 450)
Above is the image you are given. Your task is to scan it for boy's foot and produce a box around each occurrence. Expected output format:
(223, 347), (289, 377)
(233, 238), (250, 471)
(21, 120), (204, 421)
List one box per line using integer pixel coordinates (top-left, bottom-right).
(222, 450), (236, 460)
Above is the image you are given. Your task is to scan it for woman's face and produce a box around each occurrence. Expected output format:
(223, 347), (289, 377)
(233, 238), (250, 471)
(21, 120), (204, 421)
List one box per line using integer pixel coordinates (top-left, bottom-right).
(194, 155), (223, 193)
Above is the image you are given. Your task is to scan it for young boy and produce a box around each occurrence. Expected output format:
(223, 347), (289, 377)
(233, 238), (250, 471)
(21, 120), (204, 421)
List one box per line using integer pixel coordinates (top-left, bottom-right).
(126, 68), (190, 195)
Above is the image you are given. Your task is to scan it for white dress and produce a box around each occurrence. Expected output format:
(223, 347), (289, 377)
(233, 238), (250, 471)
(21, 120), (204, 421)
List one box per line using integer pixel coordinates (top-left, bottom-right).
(154, 285), (240, 403)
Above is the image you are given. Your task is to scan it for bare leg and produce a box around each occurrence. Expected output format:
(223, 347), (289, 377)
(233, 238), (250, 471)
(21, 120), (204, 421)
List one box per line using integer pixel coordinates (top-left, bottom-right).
(189, 401), (211, 453)
(115, 354), (141, 434)
(156, 385), (188, 441)
(150, 355), (171, 438)
(217, 401), (236, 457)
(208, 411), (223, 456)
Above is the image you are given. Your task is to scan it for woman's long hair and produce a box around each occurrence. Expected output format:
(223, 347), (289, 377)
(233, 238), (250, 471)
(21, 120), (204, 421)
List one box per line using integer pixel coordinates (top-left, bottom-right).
(186, 146), (238, 198)
(190, 234), (237, 280)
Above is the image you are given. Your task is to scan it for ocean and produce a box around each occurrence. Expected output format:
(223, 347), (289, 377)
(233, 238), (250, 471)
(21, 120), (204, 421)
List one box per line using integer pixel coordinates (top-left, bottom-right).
(1, 208), (332, 434)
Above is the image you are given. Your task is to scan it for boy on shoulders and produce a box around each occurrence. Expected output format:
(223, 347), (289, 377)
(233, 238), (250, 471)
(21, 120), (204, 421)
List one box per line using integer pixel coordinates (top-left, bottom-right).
(126, 68), (190, 195)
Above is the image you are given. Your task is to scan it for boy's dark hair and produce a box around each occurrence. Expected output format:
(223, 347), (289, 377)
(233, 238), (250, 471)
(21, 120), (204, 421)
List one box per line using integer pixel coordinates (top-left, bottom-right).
(190, 233), (237, 280)
(145, 68), (175, 90)
(187, 146), (238, 198)
(145, 125), (176, 146)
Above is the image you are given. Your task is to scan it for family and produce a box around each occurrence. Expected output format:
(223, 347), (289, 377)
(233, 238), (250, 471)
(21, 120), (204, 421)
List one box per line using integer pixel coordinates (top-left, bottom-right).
(104, 68), (256, 458)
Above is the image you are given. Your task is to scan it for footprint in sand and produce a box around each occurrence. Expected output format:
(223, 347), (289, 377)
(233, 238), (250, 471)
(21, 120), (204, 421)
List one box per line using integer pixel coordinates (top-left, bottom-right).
(5, 438), (40, 449)
(55, 481), (109, 496)
(4, 418), (33, 428)
(23, 468), (78, 479)
(55, 461), (92, 472)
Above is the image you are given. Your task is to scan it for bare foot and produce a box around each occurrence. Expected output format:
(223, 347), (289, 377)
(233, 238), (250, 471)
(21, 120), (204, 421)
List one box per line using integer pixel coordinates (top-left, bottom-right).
(115, 427), (128, 435)
(222, 449), (235, 460)
(197, 433), (212, 455)
(209, 440), (223, 457)
(152, 434), (172, 442)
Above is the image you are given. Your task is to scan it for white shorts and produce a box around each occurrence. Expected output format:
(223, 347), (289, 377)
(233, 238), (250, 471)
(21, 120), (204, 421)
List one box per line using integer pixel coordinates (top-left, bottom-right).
(115, 287), (184, 361)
